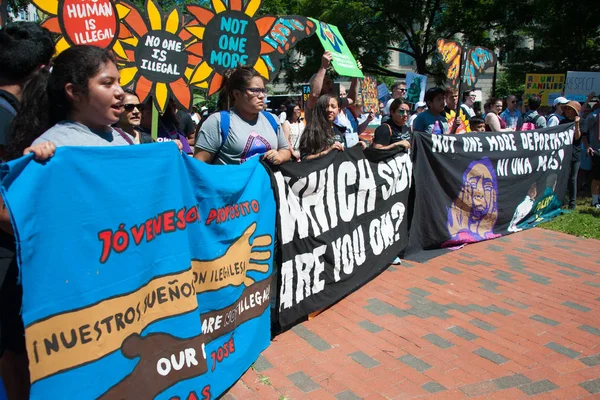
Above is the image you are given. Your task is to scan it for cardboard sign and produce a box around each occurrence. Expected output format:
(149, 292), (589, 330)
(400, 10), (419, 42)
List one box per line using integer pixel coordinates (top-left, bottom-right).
(406, 72), (427, 103)
(310, 18), (363, 78)
(33, 0), (119, 54)
(377, 83), (390, 100)
(564, 71), (600, 102)
(301, 84), (311, 109)
(360, 76), (378, 113)
(524, 74), (565, 106)
(186, 2), (316, 95)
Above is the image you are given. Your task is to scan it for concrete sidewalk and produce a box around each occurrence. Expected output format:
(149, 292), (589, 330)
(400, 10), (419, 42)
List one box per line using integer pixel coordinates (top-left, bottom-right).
(225, 228), (600, 399)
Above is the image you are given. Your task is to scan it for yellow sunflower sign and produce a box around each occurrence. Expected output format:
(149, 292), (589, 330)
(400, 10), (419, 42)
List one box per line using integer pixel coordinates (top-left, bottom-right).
(31, 0), (317, 111)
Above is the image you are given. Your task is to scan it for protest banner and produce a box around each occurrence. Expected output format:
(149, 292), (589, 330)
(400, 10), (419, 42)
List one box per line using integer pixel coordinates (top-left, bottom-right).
(405, 125), (574, 261)
(272, 147), (411, 329)
(564, 71), (600, 102)
(309, 18), (363, 78)
(405, 72), (427, 103)
(301, 84), (311, 109)
(1, 144), (275, 399)
(524, 73), (565, 106)
(360, 76), (378, 113)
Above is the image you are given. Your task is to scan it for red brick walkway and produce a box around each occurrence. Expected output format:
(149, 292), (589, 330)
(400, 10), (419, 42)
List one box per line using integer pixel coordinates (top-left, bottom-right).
(225, 228), (600, 399)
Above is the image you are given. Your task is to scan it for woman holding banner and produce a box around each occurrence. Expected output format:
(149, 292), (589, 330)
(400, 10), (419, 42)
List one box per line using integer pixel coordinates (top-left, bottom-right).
(372, 98), (411, 151)
(299, 94), (366, 160)
(194, 67), (291, 166)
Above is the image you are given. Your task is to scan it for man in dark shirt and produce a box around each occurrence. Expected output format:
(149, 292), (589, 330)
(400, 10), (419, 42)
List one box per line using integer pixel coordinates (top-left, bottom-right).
(0, 21), (54, 400)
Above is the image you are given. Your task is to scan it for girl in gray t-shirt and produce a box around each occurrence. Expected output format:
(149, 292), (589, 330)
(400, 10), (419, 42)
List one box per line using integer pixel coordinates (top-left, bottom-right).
(194, 67), (291, 166)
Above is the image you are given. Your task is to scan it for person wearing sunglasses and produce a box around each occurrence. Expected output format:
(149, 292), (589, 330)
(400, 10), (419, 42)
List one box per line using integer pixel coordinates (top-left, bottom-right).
(195, 67), (291, 165)
(499, 95), (523, 130)
(373, 98), (411, 150)
(115, 89), (153, 144)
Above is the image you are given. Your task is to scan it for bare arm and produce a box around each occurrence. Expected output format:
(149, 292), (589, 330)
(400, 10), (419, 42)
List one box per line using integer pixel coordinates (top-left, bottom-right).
(307, 52), (332, 111)
(485, 113), (511, 132)
(304, 142), (344, 160)
(348, 78), (359, 103)
(193, 149), (215, 163)
(574, 116), (581, 140)
(373, 140), (410, 151)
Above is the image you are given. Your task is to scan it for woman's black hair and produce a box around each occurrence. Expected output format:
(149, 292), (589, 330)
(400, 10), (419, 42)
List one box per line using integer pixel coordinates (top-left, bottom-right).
(299, 94), (337, 156)
(8, 45), (116, 160)
(285, 102), (299, 123)
(217, 66), (263, 111)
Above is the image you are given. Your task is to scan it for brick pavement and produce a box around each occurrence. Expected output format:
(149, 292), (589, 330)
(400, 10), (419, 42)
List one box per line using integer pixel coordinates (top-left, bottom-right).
(224, 228), (600, 399)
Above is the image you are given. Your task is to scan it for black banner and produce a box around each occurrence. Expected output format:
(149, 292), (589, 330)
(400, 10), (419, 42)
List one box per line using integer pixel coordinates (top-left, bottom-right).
(272, 147), (411, 329)
(405, 124), (575, 261)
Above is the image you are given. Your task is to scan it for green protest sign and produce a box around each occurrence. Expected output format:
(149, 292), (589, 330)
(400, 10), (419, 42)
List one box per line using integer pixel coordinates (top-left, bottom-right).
(309, 18), (363, 78)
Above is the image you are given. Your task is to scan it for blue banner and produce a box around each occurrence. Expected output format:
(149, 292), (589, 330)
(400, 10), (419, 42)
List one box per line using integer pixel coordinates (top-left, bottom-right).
(1, 144), (275, 400)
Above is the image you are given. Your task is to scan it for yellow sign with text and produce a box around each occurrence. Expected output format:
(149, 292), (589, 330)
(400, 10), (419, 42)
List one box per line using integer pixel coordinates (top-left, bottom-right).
(524, 74), (565, 106)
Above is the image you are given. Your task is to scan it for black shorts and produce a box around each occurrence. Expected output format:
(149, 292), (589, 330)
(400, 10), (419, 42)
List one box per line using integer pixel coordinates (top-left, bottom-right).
(592, 153), (600, 181)
(0, 256), (26, 356)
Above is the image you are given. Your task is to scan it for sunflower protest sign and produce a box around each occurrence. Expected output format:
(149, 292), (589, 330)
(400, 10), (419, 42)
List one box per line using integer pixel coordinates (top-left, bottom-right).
(31, 0), (317, 112)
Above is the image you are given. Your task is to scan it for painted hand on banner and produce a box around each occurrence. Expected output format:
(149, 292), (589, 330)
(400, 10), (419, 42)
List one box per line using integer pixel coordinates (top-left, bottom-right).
(98, 333), (209, 400)
(192, 223), (272, 293)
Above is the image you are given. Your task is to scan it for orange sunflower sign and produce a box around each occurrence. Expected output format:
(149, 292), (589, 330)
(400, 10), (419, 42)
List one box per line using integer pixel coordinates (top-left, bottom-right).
(114, 0), (198, 112)
(32, 0), (317, 112)
(33, 0), (123, 55)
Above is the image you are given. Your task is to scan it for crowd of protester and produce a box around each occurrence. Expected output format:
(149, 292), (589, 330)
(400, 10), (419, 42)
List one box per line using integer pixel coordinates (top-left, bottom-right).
(1, 22), (600, 399)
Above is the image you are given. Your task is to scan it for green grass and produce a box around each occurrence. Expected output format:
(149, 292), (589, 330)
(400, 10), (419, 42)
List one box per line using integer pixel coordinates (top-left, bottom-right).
(540, 195), (600, 239)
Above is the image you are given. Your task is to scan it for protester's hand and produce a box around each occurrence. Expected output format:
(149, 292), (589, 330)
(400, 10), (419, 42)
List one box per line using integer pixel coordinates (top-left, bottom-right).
(366, 111), (375, 122)
(321, 51), (332, 69)
(328, 142), (344, 153)
(294, 150), (301, 160)
(397, 140), (410, 149)
(356, 60), (363, 70)
(587, 146), (596, 157)
(264, 149), (284, 165)
(172, 139), (184, 153)
(359, 141), (367, 149)
(575, 116), (580, 124)
(23, 141), (56, 161)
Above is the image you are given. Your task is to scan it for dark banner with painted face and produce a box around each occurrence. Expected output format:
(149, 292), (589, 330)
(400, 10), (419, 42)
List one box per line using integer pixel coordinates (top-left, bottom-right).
(272, 147), (412, 329)
(405, 124), (575, 261)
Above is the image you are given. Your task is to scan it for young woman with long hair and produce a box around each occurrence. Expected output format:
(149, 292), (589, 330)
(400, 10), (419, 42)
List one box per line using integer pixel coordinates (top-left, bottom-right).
(194, 66), (291, 165)
(282, 102), (304, 160)
(299, 94), (365, 160)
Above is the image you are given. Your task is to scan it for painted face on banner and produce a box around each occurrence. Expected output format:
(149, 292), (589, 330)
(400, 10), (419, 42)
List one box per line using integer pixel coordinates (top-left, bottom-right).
(465, 162), (496, 221)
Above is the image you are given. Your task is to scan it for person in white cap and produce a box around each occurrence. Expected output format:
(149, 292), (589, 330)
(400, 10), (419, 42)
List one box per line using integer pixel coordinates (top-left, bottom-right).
(547, 96), (569, 127)
(409, 101), (426, 131)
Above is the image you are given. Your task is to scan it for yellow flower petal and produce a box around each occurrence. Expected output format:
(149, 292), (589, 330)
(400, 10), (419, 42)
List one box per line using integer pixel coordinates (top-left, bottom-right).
(185, 26), (205, 39)
(254, 58), (270, 79)
(165, 8), (180, 34)
(54, 36), (70, 56)
(146, 0), (162, 31)
(190, 62), (213, 85)
(112, 40), (128, 60)
(192, 81), (209, 89)
(119, 67), (138, 87)
(32, 0), (58, 16)
(115, 3), (131, 19)
(211, 0), (226, 13)
(244, 0), (261, 17)
(185, 67), (194, 81)
(155, 83), (169, 113)
(122, 37), (139, 46)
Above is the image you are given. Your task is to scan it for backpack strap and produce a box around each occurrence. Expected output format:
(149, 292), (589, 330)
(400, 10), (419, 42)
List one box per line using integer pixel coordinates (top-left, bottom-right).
(260, 110), (279, 135)
(386, 123), (393, 137)
(113, 127), (134, 145)
(0, 97), (17, 117)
